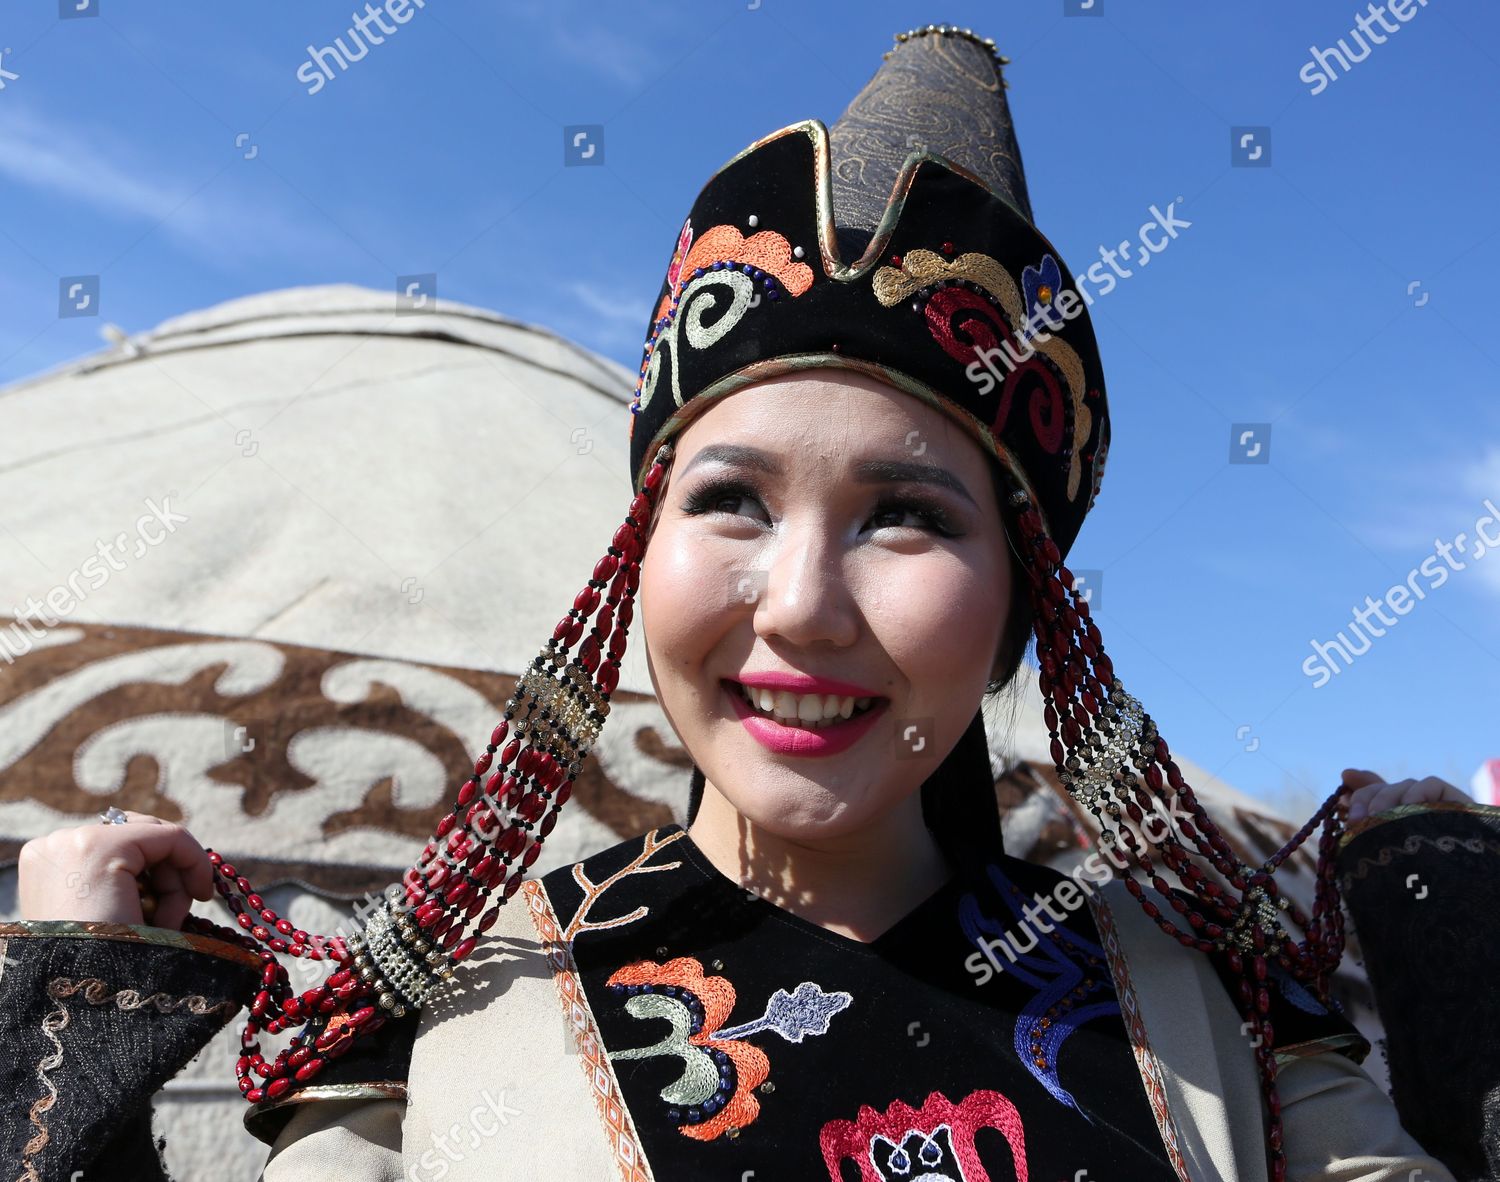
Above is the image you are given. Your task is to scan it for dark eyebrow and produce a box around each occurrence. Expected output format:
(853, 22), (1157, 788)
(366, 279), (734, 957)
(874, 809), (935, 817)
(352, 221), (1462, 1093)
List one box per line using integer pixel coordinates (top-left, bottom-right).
(679, 443), (977, 508)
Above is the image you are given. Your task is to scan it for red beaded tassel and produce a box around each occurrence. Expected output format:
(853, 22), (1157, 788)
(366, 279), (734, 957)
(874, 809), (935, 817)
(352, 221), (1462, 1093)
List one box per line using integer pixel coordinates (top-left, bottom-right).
(1006, 484), (1351, 1182)
(182, 444), (678, 1107)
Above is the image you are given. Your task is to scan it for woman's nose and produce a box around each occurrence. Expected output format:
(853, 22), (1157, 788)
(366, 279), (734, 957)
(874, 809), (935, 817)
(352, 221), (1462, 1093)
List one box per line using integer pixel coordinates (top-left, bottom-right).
(750, 526), (860, 650)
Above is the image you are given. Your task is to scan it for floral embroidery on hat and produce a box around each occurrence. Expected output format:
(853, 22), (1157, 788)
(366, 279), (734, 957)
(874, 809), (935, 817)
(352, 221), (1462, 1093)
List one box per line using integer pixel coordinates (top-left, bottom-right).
(874, 246), (1093, 504)
(1020, 254), (1064, 340)
(665, 218), (694, 292)
(633, 222), (816, 421)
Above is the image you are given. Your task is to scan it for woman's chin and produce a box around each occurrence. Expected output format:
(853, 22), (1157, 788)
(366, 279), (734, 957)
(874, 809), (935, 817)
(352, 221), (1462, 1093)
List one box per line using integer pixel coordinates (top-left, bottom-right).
(709, 789), (876, 842)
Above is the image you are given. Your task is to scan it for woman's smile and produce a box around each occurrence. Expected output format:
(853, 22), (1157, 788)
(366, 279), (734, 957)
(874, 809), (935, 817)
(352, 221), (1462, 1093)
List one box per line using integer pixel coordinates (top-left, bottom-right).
(722, 677), (891, 756)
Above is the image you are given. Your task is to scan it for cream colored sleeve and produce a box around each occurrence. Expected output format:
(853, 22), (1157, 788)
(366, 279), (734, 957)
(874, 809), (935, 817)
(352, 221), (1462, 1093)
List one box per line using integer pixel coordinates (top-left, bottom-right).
(1280, 1049), (1456, 1181)
(258, 1097), (407, 1182)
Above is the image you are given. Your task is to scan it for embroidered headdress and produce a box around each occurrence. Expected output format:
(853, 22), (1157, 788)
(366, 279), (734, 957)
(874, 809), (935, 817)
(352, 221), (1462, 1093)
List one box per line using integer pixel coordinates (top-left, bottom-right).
(203, 27), (1351, 1181)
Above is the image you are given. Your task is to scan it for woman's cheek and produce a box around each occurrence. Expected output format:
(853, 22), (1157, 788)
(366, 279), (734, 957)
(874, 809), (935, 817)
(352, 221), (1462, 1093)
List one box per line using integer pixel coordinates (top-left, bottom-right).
(866, 557), (996, 684)
(644, 527), (734, 667)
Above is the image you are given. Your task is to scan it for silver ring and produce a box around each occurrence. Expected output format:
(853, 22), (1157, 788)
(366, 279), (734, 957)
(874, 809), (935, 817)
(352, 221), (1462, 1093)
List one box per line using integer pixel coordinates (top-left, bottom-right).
(99, 806), (129, 825)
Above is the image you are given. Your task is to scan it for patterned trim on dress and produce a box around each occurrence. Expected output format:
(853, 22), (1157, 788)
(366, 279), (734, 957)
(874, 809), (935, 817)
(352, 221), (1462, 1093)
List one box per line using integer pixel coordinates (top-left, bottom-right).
(1337, 799), (1500, 850)
(16, 975), (243, 1182)
(1086, 893), (1192, 1182)
(524, 875), (656, 1182)
(46, 975), (241, 1016)
(0, 919), (265, 971)
(19, 991), (69, 1181)
(1340, 830), (1500, 885)
(1273, 1033), (1369, 1067)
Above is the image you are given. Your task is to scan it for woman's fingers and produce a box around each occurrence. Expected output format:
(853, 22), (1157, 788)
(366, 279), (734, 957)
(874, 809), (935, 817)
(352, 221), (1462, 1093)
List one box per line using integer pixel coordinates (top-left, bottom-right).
(147, 859), (191, 931)
(18, 813), (215, 926)
(1344, 769), (1473, 821)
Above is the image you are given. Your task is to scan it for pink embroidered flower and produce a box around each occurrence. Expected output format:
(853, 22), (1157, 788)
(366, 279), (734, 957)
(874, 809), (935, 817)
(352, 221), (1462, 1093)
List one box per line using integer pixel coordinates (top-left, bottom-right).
(666, 218), (694, 291)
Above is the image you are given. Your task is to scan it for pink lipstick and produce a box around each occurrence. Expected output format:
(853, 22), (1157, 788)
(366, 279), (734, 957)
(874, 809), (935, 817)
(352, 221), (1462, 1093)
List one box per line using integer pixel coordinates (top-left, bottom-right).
(723, 679), (889, 757)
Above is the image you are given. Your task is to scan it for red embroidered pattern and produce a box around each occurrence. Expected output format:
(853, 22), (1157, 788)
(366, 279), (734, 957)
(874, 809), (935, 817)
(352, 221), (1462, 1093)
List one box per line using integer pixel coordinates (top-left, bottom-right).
(819, 1088), (1028, 1182)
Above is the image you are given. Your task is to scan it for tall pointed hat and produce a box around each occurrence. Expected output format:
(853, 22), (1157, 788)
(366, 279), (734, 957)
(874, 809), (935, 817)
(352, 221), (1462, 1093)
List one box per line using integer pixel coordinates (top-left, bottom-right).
(627, 25), (1108, 563)
(206, 29), (1353, 1182)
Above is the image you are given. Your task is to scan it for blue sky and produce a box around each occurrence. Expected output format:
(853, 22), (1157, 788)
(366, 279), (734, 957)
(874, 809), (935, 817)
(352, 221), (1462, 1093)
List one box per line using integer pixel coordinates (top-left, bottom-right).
(1, 1), (1496, 816)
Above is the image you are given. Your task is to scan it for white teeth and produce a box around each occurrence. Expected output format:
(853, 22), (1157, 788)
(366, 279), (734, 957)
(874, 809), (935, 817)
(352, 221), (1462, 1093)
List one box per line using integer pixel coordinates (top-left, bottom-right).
(737, 683), (876, 727)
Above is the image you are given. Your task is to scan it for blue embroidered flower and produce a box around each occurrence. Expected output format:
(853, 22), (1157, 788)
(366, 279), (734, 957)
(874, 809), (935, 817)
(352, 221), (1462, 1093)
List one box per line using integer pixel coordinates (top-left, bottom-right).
(1021, 254), (1064, 339)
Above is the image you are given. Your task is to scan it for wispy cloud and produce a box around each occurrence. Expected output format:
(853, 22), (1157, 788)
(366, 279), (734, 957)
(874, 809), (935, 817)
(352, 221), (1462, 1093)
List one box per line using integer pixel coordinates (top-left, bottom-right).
(0, 107), (335, 269)
(501, 1), (660, 89)
(558, 278), (650, 353)
(1345, 443), (1500, 597)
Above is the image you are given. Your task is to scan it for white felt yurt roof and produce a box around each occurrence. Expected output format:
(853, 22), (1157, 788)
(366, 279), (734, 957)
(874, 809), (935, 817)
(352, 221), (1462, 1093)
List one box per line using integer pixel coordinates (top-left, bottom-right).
(0, 283), (647, 689)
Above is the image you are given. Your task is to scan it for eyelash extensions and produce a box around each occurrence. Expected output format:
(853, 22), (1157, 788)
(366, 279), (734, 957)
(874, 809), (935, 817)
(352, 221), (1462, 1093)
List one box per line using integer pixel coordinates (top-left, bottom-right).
(678, 475), (962, 538)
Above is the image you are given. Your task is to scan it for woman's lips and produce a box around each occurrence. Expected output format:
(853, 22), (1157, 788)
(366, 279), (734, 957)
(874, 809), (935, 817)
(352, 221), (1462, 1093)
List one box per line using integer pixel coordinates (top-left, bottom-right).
(722, 680), (889, 757)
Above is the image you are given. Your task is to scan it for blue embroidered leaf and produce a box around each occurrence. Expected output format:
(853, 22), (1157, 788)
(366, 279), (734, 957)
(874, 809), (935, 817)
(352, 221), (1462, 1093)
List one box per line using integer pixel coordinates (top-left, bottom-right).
(760, 982), (853, 1043)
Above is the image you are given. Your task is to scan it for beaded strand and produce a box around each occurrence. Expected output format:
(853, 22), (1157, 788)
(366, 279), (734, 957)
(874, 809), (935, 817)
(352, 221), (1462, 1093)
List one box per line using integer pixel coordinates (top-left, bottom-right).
(187, 444), (677, 1105)
(1005, 483), (1352, 1182)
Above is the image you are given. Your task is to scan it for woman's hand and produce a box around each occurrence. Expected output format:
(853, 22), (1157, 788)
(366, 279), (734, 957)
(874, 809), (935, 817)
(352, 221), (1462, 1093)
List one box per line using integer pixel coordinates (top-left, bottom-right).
(17, 810), (216, 929)
(1342, 768), (1473, 823)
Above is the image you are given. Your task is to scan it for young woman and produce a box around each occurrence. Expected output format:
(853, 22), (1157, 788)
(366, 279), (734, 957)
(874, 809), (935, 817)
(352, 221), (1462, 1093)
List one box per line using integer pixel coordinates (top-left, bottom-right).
(7, 24), (1481, 1182)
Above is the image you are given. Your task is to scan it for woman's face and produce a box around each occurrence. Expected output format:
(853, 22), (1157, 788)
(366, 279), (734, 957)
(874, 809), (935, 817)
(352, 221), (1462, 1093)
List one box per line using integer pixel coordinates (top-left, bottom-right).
(638, 369), (1013, 842)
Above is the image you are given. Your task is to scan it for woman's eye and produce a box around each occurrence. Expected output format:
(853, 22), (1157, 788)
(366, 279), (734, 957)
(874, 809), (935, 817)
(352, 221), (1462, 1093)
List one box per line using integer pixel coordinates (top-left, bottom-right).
(681, 480), (956, 537)
(682, 483), (765, 521)
(868, 505), (924, 531)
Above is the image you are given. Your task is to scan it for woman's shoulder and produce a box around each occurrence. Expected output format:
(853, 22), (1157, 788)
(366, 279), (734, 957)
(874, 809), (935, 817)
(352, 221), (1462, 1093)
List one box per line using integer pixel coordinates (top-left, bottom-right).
(1128, 880), (1372, 1066)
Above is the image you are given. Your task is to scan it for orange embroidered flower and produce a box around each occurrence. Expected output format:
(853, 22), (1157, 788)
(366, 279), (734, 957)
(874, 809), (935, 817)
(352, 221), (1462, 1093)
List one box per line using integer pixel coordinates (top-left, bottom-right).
(651, 223), (813, 327)
(607, 956), (771, 1141)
